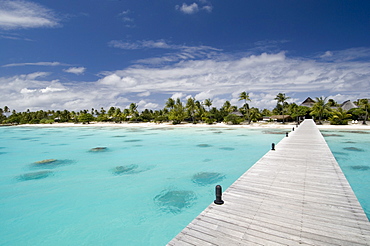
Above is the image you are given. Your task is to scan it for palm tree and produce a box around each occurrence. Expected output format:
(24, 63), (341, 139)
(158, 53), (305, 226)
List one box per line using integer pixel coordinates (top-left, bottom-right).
(100, 107), (106, 115)
(194, 100), (205, 122)
(186, 97), (197, 123)
(310, 96), (331, 124)
(165, 98), (175, 110)
(274, 93), (290, 123)
(358, 99), (369, 125)
(108, 107), (116, 118)
(4, 106), (10, 114)
(168, 98), (186, 124)
(239, 91), (251, 124)
(249, 107), (262, 122)
(329, 108), (352, 125)
(129, 103), (138, 122)
(222, 101), (233, 114)
(114, 107), (122, 122)
(327, 99), (338, 107)
(203, 98), (212, 111)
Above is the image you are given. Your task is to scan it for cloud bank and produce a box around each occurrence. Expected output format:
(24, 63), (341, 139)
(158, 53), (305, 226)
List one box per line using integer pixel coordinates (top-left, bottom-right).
(1, 47), (369, 112)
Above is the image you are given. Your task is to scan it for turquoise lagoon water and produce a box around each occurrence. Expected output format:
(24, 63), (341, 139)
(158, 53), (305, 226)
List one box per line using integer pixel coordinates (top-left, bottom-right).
(1, 126), (369, 245)
(0, 126), (285, 246)
(321, 129), (370, 220)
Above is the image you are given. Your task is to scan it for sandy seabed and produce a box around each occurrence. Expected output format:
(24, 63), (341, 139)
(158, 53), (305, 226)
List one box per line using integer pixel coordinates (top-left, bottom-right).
(15, 121), (370, 130)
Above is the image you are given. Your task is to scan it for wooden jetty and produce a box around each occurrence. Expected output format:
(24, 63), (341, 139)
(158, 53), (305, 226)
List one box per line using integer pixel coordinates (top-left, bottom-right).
(168, 119), (370, 245)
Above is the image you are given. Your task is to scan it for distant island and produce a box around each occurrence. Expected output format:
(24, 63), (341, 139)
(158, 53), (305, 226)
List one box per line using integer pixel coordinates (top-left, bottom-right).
(1, 93), (369, 126)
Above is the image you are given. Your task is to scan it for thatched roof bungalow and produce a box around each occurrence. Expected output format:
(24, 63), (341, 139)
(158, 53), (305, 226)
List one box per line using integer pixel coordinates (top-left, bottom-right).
(340, 100), (358, 111)
(300, 97), (315, 107)
(230, 111), (244, 117)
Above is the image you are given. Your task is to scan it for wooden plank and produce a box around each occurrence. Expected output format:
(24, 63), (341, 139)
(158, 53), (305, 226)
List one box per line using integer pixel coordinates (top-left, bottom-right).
(168, 119), (370, 245)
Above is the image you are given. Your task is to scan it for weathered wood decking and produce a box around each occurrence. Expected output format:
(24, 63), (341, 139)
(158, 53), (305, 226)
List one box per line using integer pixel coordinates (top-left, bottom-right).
(168, 119), (370, 245)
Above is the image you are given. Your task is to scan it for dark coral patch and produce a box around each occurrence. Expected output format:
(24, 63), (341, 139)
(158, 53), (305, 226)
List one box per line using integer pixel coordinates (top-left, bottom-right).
(339, 130), (370, 134)
(112, 164), (138, 175)
(262, 130), (286, 135)
(35, 159), (57, 164)
(192, 172), (225, 186)
(350, 165), (370, 171)
(89, 147), (108, 152)
(196, 144), (212, 148)
(219, 147), (235, 151)
(322, 134), (344, 137)
(32, 159), (74, 169)
(332, 151), (349, 156)
(18, 171), (53, 181)
(344, 141), (356, 144)
(154, 190), (196, 214)
(124, 139), (142, 143)
(343, 147), (364, 152)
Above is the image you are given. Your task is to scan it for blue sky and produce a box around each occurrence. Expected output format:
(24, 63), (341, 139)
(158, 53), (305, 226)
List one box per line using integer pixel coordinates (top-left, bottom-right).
(1, 0), (370, 112)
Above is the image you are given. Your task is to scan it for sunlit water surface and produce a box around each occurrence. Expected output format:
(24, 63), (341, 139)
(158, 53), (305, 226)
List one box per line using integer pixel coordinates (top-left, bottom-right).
(0, 126), (285, 246)
(1, 126), (368, 245)
(321, 129), (370, 220)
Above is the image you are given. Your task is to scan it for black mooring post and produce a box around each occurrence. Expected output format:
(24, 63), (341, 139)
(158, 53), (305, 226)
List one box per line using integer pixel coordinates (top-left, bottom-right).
(271, 143), (275, 150)
(214, 185), (224, 205)
(292, 127), (295, 131)
(286, 132), (289, 137)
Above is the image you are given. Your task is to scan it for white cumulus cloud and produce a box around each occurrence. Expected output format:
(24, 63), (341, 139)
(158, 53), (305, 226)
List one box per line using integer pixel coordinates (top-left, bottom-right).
(175, 1), (212, 14)
(176, 3), (199, 14)
(63, 67), (86, 75)
(0, 0), (60, 30)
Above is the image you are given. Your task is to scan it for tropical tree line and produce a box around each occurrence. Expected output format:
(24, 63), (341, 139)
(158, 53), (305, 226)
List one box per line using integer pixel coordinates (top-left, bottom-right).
(0, 93), (369, 125)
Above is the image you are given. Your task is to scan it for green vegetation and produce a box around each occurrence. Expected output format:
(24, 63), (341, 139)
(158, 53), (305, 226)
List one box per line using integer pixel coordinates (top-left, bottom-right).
(310, 96), (332, 124)
(1, 94), (368, 126)
(274, 93), (290, 123)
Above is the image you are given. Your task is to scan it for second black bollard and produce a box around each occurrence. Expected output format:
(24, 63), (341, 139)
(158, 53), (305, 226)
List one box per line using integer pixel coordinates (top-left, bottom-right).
(286, 132), (289, 137)
(214, 185), (224, 205)
(271, 143), (275, 150)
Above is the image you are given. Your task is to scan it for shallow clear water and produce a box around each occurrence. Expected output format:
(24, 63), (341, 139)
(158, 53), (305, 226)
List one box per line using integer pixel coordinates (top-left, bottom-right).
(0, 126), (285, 246)
(321, 129), (370, 220)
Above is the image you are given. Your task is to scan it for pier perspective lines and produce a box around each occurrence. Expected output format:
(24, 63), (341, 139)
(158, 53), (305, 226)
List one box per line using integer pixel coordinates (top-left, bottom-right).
(168, 119), (370, 245)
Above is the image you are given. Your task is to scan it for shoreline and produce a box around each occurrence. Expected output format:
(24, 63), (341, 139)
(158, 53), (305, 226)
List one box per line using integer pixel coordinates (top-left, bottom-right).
(7, 121), (370, 130)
